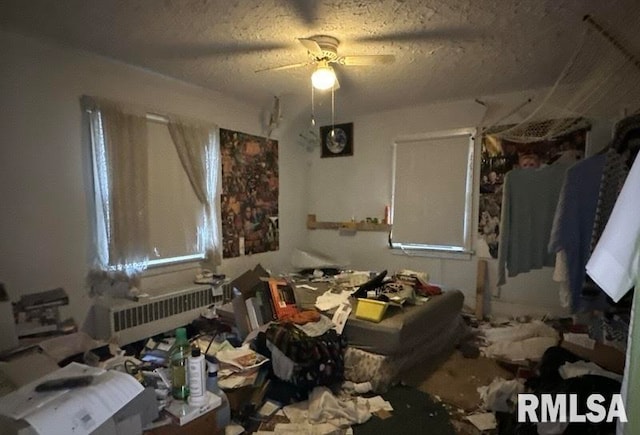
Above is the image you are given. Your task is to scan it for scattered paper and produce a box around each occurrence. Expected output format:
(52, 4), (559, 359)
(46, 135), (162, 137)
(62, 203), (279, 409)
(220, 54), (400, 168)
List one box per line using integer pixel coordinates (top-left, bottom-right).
(296, 284), (318, 291)
(331, 302), (352, 335)
(218, 371), (258, 389)
(257, 399), (282, 418)
(466, 412), (497, 431)
(216, 345), (269, 371)
(559, 360), (622, 382)
(374, 409), (393, 419)
(194, 338), (235, 357)
(315, 289), (354, 312)
(225, 423), (245, 435)
(274, 422), (343, 434)
(282, 400), (309, 423)
(477, 377), (524, 412)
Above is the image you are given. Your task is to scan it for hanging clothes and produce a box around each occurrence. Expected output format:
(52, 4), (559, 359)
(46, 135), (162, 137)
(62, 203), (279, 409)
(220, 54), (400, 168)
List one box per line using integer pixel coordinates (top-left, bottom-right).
(590, 150), (629, 252)
(586, 152), (640, 435)
(497, 163), (571, 285)
(548, 153), (607, 311)
(586, 152), (640, 302)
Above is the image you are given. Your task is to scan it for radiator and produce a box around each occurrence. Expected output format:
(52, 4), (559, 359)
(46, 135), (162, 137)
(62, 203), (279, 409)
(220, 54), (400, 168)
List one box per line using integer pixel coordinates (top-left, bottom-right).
(93, 283), (226, 345)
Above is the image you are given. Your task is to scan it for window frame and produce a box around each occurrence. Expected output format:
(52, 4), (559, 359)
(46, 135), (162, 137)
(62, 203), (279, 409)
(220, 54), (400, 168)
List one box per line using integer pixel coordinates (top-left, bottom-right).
(88, 110), (208, 272)
(390, 128), (476, 258)
(144, 115), (207, 268)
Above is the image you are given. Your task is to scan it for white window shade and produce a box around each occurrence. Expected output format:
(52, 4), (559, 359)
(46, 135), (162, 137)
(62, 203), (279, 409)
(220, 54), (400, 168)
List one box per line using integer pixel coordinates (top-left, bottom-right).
(147, 121), (203, 262)
(391, 129), (475, 254)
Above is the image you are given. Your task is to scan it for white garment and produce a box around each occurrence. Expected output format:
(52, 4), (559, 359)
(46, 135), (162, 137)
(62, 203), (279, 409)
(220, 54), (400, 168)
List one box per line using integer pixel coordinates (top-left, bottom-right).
(589, 153), (640, 435)
(586, 153), (640, 302)
(553, 250), (571, 308)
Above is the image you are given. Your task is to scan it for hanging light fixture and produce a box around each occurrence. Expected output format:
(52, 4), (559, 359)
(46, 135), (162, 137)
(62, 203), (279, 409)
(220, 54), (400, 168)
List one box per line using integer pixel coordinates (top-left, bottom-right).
(311, 61), (336, 90)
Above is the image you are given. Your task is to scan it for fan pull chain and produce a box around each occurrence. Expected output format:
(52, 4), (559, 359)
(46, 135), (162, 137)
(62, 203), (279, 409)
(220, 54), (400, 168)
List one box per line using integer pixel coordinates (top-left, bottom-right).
(331, 86), (335, 136)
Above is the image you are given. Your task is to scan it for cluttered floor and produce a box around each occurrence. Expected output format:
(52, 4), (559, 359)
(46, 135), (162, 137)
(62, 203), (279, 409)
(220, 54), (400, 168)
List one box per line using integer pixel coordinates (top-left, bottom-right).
(0, 265), (629, 435)
(219, 303), (627, 435)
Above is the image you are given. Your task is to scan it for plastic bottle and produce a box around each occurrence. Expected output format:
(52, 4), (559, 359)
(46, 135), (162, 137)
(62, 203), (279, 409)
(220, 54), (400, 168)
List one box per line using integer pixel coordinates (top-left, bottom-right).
(187, 347), (208, 406)
(169, 327), (190, 400)
(206, 358), (230, 430)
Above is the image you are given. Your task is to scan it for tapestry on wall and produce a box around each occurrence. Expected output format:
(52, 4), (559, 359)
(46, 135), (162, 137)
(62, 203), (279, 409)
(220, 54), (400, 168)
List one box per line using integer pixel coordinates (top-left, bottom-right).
(220, 128), (279, 258)
(478, 127), (588, 259)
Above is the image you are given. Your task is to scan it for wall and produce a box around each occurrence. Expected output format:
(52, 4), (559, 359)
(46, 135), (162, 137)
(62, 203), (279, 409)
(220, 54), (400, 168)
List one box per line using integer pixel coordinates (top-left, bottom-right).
(0, 29), (618, 326)
(0, 30), (309, 326)
(304, 92), (614, 318)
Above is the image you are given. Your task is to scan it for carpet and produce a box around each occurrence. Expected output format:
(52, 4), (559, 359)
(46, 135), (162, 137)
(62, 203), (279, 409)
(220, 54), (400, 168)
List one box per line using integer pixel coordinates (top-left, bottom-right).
(353, 385), (455, 435)
(405, 350), (514, 411)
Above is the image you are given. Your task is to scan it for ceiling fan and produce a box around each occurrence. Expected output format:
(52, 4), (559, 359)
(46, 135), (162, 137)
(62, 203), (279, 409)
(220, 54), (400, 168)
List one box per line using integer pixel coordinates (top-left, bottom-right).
(255, 35), (395, 90)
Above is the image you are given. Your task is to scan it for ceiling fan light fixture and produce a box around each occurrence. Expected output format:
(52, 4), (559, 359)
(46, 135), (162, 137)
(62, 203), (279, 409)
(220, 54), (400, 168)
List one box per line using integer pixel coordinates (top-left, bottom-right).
(311, 63), (336, 90)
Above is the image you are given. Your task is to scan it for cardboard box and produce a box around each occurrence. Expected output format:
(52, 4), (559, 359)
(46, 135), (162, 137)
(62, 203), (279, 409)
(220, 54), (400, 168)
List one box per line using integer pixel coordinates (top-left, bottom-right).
(229, 268), (263, 339)
(561, 340), (626, 375)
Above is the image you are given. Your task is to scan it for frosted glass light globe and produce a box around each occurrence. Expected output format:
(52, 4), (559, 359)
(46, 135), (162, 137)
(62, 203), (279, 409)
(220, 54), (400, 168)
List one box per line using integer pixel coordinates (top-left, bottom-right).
(311, 65), (336, 90)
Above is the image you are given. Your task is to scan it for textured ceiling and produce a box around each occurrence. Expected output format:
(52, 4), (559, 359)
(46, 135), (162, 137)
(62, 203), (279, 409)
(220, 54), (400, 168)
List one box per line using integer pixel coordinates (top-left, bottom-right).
(0, 0), (637, 116)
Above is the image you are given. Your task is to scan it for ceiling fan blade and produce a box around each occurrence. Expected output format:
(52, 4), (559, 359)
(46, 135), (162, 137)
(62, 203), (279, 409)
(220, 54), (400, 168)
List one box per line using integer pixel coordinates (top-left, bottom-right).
(285, 0), (318, 26)
(142, 41), (291, 59)
(298, 38), (323, 56)
(355, 28), (484, 43)
(255, 61), (311, 73)
(337, 55), (395, 66)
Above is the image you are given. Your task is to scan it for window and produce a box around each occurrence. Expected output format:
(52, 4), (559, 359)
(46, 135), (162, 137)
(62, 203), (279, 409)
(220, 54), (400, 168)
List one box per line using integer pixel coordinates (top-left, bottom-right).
(85, 96), (219, 278)
(391, 128), (475, 257)
(146, 119), (204, 266)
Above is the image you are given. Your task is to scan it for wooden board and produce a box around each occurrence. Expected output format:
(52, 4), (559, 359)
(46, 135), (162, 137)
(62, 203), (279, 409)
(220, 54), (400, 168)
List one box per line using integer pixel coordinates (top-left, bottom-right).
(476, 259), (487, 320)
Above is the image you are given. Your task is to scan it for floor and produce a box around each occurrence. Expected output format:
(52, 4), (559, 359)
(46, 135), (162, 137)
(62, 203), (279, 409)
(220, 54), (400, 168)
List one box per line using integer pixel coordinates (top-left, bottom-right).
(401, 348), (513, 434)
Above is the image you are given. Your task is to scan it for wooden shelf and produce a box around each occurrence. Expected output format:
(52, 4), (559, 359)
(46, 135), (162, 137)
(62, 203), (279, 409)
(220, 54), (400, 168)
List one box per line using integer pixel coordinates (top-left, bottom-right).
(306, 214), (391, 232)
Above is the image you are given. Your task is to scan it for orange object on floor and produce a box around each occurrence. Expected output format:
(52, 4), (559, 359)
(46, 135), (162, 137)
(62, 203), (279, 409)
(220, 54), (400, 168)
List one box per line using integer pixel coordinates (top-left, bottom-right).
(281, 310), (321, 325)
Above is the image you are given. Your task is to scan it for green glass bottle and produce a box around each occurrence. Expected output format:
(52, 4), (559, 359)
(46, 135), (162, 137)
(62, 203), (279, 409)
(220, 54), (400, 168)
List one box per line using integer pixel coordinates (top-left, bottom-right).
(170, 327), (190, 400)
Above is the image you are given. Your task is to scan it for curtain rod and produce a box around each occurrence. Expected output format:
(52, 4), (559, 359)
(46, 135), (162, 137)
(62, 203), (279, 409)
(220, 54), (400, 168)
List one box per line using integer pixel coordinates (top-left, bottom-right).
(146, 113), (169, 124)
(83, 106), (169, 124)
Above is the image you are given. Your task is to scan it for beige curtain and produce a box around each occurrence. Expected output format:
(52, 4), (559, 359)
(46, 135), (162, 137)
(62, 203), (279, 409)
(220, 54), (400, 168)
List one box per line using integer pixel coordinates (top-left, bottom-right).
(86, 97), (149, 282)
(167, 119), (221, 264)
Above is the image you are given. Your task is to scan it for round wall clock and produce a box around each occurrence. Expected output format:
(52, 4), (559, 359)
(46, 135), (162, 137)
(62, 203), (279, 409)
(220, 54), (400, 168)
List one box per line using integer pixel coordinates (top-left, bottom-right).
(320, 122), (353, 158)
(326, 128), (347, 154)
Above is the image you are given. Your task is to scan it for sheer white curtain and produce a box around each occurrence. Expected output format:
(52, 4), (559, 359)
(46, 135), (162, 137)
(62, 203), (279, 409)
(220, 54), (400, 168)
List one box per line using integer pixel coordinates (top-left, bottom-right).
(84, 96), (150, 284)
(167, 119), (221, 265)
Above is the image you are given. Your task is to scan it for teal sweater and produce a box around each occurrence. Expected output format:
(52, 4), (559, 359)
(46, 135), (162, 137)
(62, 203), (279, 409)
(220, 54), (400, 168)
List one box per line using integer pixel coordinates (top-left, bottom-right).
(497, 163), (571, 285)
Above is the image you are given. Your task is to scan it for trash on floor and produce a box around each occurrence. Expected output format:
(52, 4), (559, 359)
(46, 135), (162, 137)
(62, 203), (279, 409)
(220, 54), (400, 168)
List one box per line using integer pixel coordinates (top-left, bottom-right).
(477, 377), (524, 413)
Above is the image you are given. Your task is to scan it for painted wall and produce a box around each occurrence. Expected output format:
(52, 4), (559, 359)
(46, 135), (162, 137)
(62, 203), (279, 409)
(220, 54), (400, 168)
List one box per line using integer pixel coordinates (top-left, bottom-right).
(0, 30), (309, 326)
(304, 92), (614, 317)
(0, 28), (618, 328)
